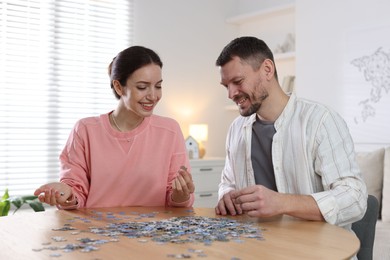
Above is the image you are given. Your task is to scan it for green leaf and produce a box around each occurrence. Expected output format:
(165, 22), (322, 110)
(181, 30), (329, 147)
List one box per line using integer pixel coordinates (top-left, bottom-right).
(1, 190), (44, 215)
(21, 195), (39, 202)
(0, 200), (11, 216)
(28, 201), (45, 212)
(11, 197), (23, 209)
(1, 188), (10, 201)
(1, 189), (11, 216)
(4, 201), (10, 216)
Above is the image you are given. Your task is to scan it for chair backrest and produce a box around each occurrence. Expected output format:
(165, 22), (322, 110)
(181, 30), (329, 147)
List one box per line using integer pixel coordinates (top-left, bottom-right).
(351, 195), (379, 260)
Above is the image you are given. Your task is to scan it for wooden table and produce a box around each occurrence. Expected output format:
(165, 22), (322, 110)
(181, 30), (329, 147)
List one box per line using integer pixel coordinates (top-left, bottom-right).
(0, 207), (359, 260)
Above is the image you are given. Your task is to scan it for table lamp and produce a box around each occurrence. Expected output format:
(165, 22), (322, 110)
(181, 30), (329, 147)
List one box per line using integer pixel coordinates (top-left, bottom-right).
(189, 124), (208, 158)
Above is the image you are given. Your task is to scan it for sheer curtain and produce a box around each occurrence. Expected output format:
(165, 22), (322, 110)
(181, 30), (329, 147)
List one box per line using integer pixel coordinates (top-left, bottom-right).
(0, 0), (133, 196)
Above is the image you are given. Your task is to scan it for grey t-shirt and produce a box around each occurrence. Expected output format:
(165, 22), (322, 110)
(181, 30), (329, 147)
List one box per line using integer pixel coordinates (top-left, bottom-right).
(251, 116), (277, 191)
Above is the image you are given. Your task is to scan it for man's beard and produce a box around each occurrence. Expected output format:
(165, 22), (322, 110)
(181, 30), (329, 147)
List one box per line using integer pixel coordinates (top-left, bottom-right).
(240, 101), (260, 117)
(239, 93), (267, 117)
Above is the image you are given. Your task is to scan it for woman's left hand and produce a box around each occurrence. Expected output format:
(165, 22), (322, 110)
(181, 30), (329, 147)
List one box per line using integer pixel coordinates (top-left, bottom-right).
(171, 166), (195, 203)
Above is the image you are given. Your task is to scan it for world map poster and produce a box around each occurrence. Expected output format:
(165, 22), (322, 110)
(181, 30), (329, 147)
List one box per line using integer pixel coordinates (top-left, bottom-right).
(343, 25), (390, 144)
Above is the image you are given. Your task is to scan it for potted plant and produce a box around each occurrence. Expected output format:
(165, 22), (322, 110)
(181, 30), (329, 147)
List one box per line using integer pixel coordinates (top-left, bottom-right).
(0, 188), (45, 216)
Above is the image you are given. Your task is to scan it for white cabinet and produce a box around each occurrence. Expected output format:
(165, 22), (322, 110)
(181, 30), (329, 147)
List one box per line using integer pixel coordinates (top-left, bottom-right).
(190, 158), (225, 208)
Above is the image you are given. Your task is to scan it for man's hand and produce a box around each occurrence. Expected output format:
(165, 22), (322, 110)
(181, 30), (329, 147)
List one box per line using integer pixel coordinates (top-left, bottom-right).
(231, 185), (282, 217)
(231, 185), (324, 220)
(215, 190), (243, 216)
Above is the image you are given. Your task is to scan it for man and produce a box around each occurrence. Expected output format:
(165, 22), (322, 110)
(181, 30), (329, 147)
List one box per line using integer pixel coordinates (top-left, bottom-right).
(215, 36), (367, 230)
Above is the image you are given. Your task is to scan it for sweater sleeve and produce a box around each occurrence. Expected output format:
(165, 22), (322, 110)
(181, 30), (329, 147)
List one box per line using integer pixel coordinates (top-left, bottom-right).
(58, 120), (91, 209)
(165, 121), (194, 208)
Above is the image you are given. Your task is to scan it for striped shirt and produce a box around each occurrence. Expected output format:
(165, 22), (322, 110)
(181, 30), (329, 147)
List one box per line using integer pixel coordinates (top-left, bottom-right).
(218, 93), (367, 230)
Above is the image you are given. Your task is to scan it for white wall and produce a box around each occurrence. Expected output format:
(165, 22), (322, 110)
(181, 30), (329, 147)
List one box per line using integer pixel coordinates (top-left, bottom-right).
(133, 0), (239, 158)
(133, 0), (390, 156)
(234, 0), (294, 14)
(133, 0), (298, 158)
(296, 0), (390, 147)
(231, 2), (295, 85)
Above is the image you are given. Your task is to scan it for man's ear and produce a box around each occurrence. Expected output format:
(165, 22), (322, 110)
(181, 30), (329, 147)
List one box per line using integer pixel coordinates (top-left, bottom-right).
(262, 59), (275, 80)
(112, 80), (123, 97)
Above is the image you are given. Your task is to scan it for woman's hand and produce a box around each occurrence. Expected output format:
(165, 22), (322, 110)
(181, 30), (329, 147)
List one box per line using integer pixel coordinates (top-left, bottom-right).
(171, 166), (195, 203)
(34, 182), (73, 206)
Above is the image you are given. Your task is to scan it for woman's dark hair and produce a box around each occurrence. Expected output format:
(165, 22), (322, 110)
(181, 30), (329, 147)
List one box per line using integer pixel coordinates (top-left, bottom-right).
(215, 36), (278, 81)
(108, 46), (163, 99)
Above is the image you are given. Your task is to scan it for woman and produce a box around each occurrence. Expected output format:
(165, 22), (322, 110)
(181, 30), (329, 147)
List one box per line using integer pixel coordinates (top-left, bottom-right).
(34, 46), (195, 209)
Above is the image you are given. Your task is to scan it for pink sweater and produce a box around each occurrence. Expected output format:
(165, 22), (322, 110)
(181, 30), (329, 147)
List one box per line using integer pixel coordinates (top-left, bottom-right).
(59, 113), (194, 208)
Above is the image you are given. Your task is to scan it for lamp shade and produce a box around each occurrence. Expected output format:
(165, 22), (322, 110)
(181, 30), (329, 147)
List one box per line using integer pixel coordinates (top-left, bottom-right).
(189, 124), (208, 142)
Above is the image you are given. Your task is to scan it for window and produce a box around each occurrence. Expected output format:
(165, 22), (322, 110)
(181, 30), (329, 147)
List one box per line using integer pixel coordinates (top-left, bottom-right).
(0, 0), (133, 196)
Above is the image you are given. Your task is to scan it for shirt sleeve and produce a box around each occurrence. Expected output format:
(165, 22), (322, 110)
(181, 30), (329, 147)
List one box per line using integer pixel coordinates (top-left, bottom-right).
(311, 111), (367, 226)
(218, 124), (237, 201)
